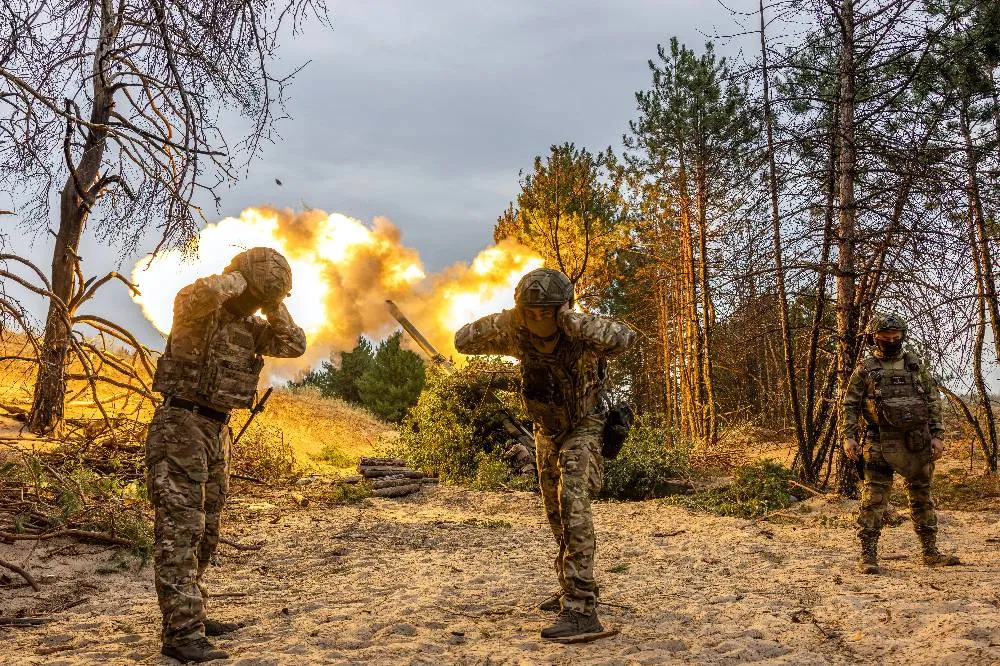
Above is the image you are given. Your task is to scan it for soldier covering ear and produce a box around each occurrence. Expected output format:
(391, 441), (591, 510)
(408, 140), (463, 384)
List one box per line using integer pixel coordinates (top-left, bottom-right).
(455, 267), (635, 641)
(146, 247), (305, 662)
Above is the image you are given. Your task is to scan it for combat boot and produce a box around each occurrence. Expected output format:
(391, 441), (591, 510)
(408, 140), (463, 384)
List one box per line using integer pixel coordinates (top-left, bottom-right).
(537, 592), (563, 612)
(204, 618), (242, 636)
(919, 536), (960, 566)
(161, 636), (229, 663)
(857, 537), (880, 575)
(540, 608), (603, 640)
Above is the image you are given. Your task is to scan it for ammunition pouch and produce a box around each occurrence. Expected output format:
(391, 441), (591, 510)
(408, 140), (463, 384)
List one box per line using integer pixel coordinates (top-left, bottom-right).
(877, 395), (930, 432)
(153, 352), (262, 411)
(601, 403), (634, 460)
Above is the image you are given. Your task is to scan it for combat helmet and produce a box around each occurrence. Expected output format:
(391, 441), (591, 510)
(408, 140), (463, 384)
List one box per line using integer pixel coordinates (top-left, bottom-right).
(226, 247), (293, 304)
(868, 312), (907, 339)
(514, 268), (574, 308)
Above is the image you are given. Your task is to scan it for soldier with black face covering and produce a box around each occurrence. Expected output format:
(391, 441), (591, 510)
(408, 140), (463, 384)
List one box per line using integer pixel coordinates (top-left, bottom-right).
(841, 313), (959, 575)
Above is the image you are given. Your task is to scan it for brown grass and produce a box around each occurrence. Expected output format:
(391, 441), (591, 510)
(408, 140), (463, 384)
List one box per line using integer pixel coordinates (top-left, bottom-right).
(230, 386), (391, 474)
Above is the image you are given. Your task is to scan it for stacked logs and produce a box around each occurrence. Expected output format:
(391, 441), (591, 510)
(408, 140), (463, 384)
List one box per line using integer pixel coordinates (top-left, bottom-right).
(359, 457), (435, 498)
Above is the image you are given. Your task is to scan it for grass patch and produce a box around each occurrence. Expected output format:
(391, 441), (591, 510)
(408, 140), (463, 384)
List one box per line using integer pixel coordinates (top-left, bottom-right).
(322, 482), (371, 505)
(608, 563), (629, 574)
(667, 460), (796, 519)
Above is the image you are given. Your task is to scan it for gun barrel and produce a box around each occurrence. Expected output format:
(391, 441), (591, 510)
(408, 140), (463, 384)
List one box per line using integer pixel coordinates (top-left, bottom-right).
(385, 300), (455, 371)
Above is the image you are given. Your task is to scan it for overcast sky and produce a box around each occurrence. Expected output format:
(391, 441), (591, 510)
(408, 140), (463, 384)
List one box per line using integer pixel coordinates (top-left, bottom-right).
(3, 0), (748, 348)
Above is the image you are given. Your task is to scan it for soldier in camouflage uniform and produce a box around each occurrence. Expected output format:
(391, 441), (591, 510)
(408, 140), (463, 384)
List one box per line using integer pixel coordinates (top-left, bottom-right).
(146, 247), (306, 662)
(842, 313), (960, 575)
(455, 268), (635, 640)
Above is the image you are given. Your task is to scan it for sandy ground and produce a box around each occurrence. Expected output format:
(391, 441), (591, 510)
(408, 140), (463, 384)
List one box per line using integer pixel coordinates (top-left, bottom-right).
(2, 484), (1000, 666)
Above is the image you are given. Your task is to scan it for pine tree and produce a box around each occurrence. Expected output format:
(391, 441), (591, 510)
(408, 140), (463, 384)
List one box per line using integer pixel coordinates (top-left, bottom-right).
(356, 332), (426, 423)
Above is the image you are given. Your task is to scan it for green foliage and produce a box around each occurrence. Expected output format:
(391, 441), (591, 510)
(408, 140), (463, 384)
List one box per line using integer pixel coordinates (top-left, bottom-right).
(291, 336), (375, 402)
(390, 358), (527, 485)
(231, 421), (295, 482)
(667, 460), (795, 519)
(317, 443), (354, 468)
(601, 420), (692, 500)
(294, 333), (425, 423)
(356, 332), (426, 422)
(323, 481), (371, 505)
(494, 142), (627, 308)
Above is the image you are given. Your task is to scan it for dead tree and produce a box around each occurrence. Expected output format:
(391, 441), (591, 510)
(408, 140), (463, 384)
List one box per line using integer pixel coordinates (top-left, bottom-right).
(0, 0), (328, 435)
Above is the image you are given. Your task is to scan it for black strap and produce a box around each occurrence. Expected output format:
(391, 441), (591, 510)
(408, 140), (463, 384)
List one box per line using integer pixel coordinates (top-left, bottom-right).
(164, 396), (230, 423)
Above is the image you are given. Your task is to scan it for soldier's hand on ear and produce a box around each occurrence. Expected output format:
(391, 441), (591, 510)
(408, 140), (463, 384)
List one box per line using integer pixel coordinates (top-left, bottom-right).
(931, 437), (945, 460)
(844, 438), (860, 461)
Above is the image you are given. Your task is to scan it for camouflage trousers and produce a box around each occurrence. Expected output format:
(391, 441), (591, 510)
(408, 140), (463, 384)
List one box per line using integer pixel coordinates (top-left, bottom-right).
(857, 441), (937, 544)
(144, 404), (231, 646)
(536, 414), (605, 614)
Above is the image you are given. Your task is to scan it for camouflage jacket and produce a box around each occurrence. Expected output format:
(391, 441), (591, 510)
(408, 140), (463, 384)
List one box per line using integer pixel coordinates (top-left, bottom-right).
(841, 350), (944, 441)
(455, 309), (635, 438)
(154, 272), (306, 410)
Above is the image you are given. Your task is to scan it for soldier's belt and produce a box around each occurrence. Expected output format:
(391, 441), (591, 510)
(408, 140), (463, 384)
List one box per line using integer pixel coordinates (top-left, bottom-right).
(164, 396), (230, 424)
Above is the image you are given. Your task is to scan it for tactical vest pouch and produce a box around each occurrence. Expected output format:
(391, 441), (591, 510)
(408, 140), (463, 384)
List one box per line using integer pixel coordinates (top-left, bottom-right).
(877, 427), (932, 480)
(601, 403), (634, 459)
(152, 357), (202, 396)
(877, 396), (930, 431)
(198, 356), (262, 411)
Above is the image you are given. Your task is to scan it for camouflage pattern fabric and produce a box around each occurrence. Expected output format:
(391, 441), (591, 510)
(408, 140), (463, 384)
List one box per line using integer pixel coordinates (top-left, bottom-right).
(842, 349), (942, 546)
(455, 306), (634, 615)
(146, 267), (306, 647)
(536, 415), (605, 613)
(455, 308), (635, 436)
(146, 405), (231, 645)
(841, 351), (943, 443)
(857, 443), (937, 542)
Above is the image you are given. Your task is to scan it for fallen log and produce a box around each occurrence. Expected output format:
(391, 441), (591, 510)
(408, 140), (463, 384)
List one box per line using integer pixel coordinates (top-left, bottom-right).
(371, 484), (422, 498)
(0, 529), (135, 547)
(359, 456), (406, 468)
(0, 558), (40, 591)
(0, 617), (50, 626)
(360, 467), (424, 480)
(370, 477), (426, 490)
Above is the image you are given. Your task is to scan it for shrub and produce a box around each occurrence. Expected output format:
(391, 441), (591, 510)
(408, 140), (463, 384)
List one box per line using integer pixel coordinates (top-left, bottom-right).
(231, 421), (295, 482)
(667, 460), (795, 519)
(390, 357), (528, 485)
(601, 420), (692, 500)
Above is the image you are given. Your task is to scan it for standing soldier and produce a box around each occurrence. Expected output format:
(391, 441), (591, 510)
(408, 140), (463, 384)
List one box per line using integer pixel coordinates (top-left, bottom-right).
(146, 247), (306, 662)
(455, 268), (635, 640)
(841, 313), (960, 575)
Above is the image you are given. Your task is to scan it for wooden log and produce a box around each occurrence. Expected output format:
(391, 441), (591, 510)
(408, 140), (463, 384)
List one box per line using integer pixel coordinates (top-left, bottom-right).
(360, 467), (424, 479)
(359, 456), (406, 468)
(370, 477), (424, 490)
(0, 558), (39, 591)
(371, 484), (422, 498)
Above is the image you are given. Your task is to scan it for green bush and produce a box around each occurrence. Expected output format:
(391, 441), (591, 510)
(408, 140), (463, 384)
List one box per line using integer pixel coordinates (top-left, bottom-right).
(667, 460), (795, 519)
(601, 420), (692, 500)
(389, 357), (529, 486)
(231, 421), (295, 482)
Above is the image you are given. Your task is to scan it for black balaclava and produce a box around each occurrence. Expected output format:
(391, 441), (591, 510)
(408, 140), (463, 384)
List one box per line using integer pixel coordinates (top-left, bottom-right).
(876, 339), (903, 357)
